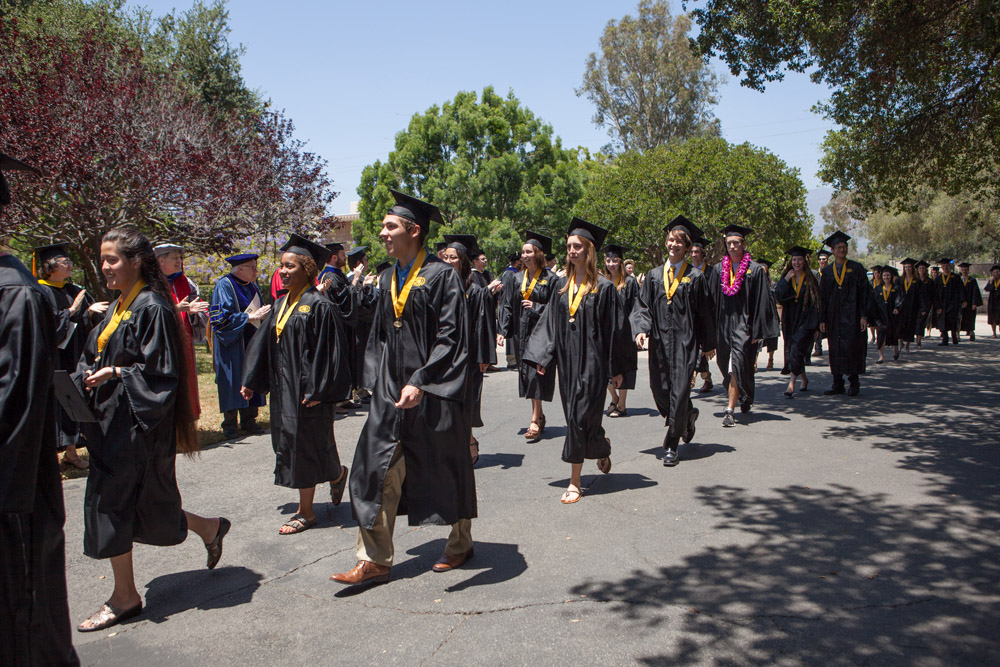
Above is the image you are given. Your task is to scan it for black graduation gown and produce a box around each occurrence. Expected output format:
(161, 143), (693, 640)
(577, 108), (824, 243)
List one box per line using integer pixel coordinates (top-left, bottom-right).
(243, 288), (351, 488)
(615, 275), (640, 390)
(38, 282), (97, 449)
(820, 260), (872, 378)
(692, 263), (716, 375)
(498, 268), (558, 400)
(933, 274), (964, 332)
(465, 281), (497, 428)
(75, 289), (189, 559)
(353, 282), (379, 391)
(915, 278), (934, 334)
(872, 283), (903, 348)
(895, 276), (920, 343)
(711, 259), (778, 408)
(960, 276), (983, 332)
(524, 276), (626, 463)
(774, 275), (820, 376)
(349, 258), (476, 529)
(985, 278), (1000, 325)
(630, 264), (715, 441)
(0, 255), (78, 667)
(763, 281), (779, 353)
(318, 266), (358, 386)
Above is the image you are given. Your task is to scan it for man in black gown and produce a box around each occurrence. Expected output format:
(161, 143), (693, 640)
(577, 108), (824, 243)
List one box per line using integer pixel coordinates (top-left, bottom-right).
(0, 154), (79, 666)
(711, 224), (778, 426)
(689, 236), (715, 393)
(813, 248), (831, 356)
(933, 259), (966, 346)
(957, 262), (983, 341)
(819, 231), (871, 396)
(331, 190), (475, 587)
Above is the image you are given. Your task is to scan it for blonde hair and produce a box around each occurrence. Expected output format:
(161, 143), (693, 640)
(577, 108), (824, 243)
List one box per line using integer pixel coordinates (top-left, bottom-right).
(560, 236), (600, 295)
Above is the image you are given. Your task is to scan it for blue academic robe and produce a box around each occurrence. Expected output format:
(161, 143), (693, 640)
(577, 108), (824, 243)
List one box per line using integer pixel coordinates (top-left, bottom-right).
(210, 274), (266, 412)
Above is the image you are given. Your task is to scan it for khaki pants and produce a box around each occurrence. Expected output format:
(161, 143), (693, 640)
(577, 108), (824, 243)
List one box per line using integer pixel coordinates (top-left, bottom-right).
(356, 448), (472, 567)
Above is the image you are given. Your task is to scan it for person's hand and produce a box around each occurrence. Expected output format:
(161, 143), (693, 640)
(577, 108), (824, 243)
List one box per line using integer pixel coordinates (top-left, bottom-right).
(395, 384), (424, 409)
(893, 308), (899, 315)
(352, 266), (365, 287)
(751, 338), (761, 344)
(89, 301), (110, 316)
(479, 362), (490, 373)
(937, 308), (942, 315)
(860, 318), (868, 330)
(704, 348), (717, 361)
(496, 334), (505, 346)
(785, 270), (795, 281)
(83, 367), (115, 389)
(317, 278), (332, 293)
(68, 290), (88, 316)
(364, 272), (377, 287)
(536, 364), (546, 375)
(521, 299), (533, 309)
(962, 301), (968, 308)
(301, 397), (320, 407)
(488, 279), (503, 294)
(249, 305), (271, 323)
(635, 333), (647, 350)
(611, 374), (623, 389)
(820, 322), (827, 333)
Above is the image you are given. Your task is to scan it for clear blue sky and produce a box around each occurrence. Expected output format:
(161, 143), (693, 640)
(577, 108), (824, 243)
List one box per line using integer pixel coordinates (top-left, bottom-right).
(128, 0), (836, 221)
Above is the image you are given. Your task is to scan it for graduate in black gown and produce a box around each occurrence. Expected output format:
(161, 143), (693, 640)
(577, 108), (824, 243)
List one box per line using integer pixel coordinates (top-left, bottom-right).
(318, 242), (361, 408)
(497, 231), (558, 441)
(75, 227), (229, 632)
(819, 231), (872, 396)
(524, 218), (625, 504)
(757, 258), (779, 371)
(812, 248), (831, 357)
(34, 242), (109, 469)
(604, 243), (639, 417)
(914, 260), (933, 347)
(711, 224), (778, 426)
(895, 258), (921, 353)
(985, 265), (1000, 338)
(872, 266), (903, 363)
(0, 152), (79, 667)
(774, 246), (821, 397)
(441, 234), (497, 466)
(957, 262), (983, 341)
(868, 266), (883, 344)
(499, 253), (522, 367)
(689, 236), (716, 393)
(347, 246), (379, 403)
(631, 216), (716, 467)
(331, 191), (476, 587)
(933, 259), (965, 346)
(241, 234), (351, 535)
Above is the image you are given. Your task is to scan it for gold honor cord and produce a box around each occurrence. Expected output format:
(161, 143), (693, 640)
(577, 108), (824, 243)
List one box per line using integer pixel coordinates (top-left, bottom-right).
(994, 278), (1000, 290)
(97, 280), (147, 354)
(567, 277), (589, 322)
(904, 277), (913, 292)
(664, 260), (688, 302)
(942, 274), (952, 286)
(521, 268), (541, 300)
(883, 285), (892, 301)
(792, 272), (805, 301)
(38, 278), (67, 289)
(832, 261), (847, 287)
(274, 287), (306, 339)
(390, 248), (427, 325)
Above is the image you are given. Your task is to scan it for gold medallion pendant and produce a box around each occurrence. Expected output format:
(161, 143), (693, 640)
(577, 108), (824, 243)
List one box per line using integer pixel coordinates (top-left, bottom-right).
(568, 317), (576, 323)
(393, 319), (403, 328)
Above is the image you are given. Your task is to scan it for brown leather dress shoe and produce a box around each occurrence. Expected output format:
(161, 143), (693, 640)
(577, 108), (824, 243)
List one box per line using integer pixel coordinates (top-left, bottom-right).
(432, 548), (474, 572)
(329, 561), (390, 585)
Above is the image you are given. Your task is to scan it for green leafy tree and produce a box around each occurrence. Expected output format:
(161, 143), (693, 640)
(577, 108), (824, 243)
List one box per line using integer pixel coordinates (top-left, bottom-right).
(575, 137), (813, 271)
(686, 0), (1000, 210)
(819, 190), (864, 255)
(578, 0), (721, 154)
(356, 87), (589, 269)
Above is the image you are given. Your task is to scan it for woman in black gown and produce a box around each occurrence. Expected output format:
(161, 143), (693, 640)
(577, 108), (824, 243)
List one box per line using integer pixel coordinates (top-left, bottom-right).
(603, 244), (638, 417)
(774, 246), (821, 397)
(498, 232), (558, 442)
(524, 218), (625, 504)
(76, 227), (229, 632)
(242, 234), (351, 535)
(873, 266), (903, 363)
(896, 259), (920, 353)
(986, 265), (1000, 338)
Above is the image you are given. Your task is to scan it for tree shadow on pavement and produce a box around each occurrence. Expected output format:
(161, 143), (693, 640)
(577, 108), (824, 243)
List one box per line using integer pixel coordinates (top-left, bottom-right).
(570, 484), (1000, 664)
(143, 566), (263, 623)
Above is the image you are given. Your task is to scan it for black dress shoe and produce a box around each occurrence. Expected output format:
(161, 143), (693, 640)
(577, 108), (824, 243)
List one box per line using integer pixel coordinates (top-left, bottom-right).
(847, 384), (860, 396)
(740, 399), (752, 414)
(824, 386), (845, 395)
(683, 408), (699, 444)
(663, 449), (679, 467)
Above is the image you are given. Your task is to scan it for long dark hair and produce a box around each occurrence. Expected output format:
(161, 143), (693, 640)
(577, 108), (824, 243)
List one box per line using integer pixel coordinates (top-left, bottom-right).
(451, 246), (473, 290)
(102, 226), (199, 456)
(780, 257), (820, 308)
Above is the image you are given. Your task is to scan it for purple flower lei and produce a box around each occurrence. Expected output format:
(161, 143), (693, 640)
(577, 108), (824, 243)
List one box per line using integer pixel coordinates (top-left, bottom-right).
(721, 252), (752, 296)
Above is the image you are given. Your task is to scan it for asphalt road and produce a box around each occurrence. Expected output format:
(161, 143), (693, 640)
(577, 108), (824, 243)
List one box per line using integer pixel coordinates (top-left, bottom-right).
(63, 318), (1000, 666)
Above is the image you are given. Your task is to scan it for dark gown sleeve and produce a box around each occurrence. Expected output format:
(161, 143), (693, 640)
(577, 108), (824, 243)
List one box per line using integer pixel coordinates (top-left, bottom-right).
(497, 272), (514, 337)
(117, 304), (183, 433)
(407, 270), (469, 401)
(0, 286), (55, 513)
(749, 267), (779, 342)
(303, 300), (351, 403)
(629, 270), (653, 336)
(468, 285), (497, 365)
(522, 277), (562, 370)
(599, 281), (626, 378)
(695, 272), (717, 352)
(242, 302), (277, 395)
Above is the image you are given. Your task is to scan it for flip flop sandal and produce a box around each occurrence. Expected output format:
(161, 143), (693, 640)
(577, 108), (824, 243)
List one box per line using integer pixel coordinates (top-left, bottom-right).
(560, 485), (583, 504)
(205, 517), (231, 570)
(279, 514), (317, 535)
(329, 466), (349, 506)
(608, 407), (622, 418)
(597, 456), (612, 475)
(524, 422), (541, 440)
(77, 600), (143, 633)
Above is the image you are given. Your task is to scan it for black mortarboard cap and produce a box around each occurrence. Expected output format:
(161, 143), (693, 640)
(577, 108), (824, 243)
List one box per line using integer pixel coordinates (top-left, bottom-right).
(1, 153), (41, 207)
(758, 258), (773, 269)
(525, 231), (553, 255)
(957, 261), (970, 268)
(721, 223), (753, 238)
(508, 251), (520, 264)
(990, 264), (1000, 272)
(434, 241), (448, 252)
(389, 190), (444, 230)
(153, 243), (185, 256)
(324, 241), (345, 252)
(33, 242), (70, 276)
(816, 248), (831, 258)
(901, 257), (918, 265)
(824, 230), (851, 248)
(691, 237), (708, 249)
(664, 214), (704, 239)
(443, 234), (478, 257)
(915, 260), (930, 269)
(567, 217), (609, 250)
(347, 246), (367, 268)
(938, 258), (953, 265)
(225, 253), (258, 266)
(545, 253), (556, 261)
(282, 233), (332, 267)
(604, 244), (627, 259)
(375, 260), (392, 274)
(881, 266), (898, 277)
(871, 265), (883, 272)
(787, 245), (812, 257)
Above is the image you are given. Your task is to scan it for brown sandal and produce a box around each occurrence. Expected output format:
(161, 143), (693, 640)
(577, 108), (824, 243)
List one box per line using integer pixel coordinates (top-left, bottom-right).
(329, 466), (349, 506)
